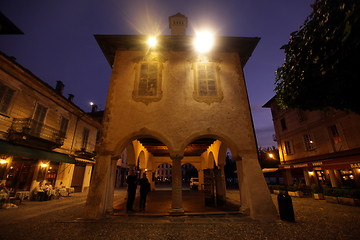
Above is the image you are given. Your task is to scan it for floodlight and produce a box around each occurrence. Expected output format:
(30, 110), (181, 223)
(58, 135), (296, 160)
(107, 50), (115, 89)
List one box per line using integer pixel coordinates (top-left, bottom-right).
(147, 36), (157, 48)
(194, 30), (214, 53)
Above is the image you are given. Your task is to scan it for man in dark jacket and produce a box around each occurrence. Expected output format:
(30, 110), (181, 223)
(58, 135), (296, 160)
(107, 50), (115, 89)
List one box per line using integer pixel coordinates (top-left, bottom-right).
(139, 172), (151, 211)
(126, 169), (138, 212)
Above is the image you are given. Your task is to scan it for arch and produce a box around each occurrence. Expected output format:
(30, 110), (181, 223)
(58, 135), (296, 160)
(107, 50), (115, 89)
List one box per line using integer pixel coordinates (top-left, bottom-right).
(181, 163), (198, 179)
(112, 128), (174, 157)
(180, 130), (239, 158)
(218, 142), (228, 166)
(207, 151), (216, 169)
(125, 142), (136, 166)
(155, 162), (172, 184)
(137, 150), (146, 169)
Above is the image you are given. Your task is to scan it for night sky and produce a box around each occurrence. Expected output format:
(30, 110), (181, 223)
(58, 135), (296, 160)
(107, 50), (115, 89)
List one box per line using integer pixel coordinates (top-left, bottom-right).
(0, 0), (313, 148)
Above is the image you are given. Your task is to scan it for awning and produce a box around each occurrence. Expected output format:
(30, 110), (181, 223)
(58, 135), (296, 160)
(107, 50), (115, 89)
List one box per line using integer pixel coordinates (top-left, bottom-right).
(262, 168), (279, 173)
(75, 157), (95, 164)
(279, 158), (360, 170)
(0, 140), (75, 164)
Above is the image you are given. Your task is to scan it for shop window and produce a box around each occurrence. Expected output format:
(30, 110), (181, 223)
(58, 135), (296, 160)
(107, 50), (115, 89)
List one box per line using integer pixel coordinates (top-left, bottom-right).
(329, 125), (342, 144)
(46, 163), (59, 186)
(303, 134), (316, 151)
(0, 82), (15, 114)
(6, 158), (36, 190)
(340, 169), (356, 187)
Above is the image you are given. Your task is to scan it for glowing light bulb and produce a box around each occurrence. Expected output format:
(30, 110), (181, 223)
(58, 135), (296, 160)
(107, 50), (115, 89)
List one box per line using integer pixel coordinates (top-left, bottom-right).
(41, 163), (49, 168)
(147, 36), (157, 48)
(194, 30), (215, 53)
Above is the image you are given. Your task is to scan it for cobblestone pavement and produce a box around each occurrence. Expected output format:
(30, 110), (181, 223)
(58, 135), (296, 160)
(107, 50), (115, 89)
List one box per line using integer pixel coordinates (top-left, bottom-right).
(0, 189), (359, 240)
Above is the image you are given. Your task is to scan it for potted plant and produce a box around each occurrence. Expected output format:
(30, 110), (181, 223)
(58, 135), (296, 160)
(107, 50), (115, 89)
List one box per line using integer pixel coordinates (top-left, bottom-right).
(324, 187), (339, 203)
(336, 188), (360, 206)
(311, 184), (324, 200)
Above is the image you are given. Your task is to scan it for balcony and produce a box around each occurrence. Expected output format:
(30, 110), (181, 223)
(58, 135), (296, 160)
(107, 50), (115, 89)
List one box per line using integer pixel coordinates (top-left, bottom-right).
(74, 144), (96, 159)
(7, 118), (65, 150)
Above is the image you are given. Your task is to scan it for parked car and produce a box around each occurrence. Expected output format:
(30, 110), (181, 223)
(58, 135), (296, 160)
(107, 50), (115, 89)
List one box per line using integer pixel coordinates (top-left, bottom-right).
(190, 178), (199, 190)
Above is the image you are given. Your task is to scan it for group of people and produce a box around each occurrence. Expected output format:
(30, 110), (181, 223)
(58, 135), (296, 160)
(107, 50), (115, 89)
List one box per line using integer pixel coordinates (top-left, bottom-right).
(126, 170), (151, 212)
(34, 180), (53, 201)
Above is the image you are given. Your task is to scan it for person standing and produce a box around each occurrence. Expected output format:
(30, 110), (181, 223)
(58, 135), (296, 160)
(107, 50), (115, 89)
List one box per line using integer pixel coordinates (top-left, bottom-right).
(34, 180), (46, 201)
(126, 169), (138, 212)
(139, 172), (150, 211)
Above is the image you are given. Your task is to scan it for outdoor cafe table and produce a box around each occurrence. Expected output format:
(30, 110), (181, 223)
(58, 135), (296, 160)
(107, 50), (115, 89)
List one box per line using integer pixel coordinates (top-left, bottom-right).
(15, 191), (30, 201)
(0, 192), (8, 200)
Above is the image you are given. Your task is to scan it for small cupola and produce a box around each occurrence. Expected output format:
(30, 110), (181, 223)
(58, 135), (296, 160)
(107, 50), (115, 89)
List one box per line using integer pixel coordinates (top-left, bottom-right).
(169, 13), (188, 36)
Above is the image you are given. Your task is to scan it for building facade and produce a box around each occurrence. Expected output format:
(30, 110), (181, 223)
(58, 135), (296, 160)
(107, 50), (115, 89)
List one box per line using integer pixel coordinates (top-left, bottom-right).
(0, 52), (101, 194)
(264, 97), (360, 188)
(85, 13), (277, 220)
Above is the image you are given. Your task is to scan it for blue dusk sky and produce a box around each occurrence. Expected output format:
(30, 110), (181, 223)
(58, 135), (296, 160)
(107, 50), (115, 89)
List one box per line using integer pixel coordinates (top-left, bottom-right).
(0, 0), (313, 148)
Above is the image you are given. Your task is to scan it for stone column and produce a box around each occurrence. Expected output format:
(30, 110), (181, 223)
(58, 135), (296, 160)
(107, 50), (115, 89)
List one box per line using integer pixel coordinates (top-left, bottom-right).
(352, 168), (360, 187)
(170, 155), (184, 213)
(0, 156), (12, 184)
(82, 164), (93, 193)
(105, 158), (118, 214)
(283, 169), (293, 186)
(147, 170), (155, 191)
(303, 169), (311, 186)
(235, 157), (249, 214)
(84, 153), (113, 219)
(215, 164), (226, 206)
(329, 169), (342, 188)
(238, 154), (278, 220)
(198, 169), (204, 190)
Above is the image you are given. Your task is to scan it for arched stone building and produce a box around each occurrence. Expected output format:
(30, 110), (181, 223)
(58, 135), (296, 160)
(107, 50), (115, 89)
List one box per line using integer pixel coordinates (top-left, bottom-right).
(85, 13), (277, 220)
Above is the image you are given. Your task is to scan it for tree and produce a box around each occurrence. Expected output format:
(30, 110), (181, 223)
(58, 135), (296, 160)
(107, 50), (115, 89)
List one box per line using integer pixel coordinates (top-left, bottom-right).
(275, 0), (360, 114)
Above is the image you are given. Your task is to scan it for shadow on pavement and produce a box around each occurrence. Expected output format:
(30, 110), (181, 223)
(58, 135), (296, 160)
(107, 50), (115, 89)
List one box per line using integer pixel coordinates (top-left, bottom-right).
(113, 190), (240, 216)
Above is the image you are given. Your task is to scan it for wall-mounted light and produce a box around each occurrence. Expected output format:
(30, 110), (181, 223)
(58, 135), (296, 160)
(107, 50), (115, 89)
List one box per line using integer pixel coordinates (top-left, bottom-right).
(194, 30), (215, 53)
(40, 162), (49, 168)
(308, 171), (314, 176)
(0, 159), (8, 164)
(268, 153), (274, 159)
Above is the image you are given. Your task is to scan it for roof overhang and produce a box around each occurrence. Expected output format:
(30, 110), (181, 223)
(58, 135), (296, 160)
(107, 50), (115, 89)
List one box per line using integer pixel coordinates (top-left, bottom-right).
(94, 35), (260, 68)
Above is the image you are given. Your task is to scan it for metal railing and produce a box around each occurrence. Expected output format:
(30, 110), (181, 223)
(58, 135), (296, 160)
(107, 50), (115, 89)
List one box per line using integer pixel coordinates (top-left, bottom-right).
(10, 118), (65, 145)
